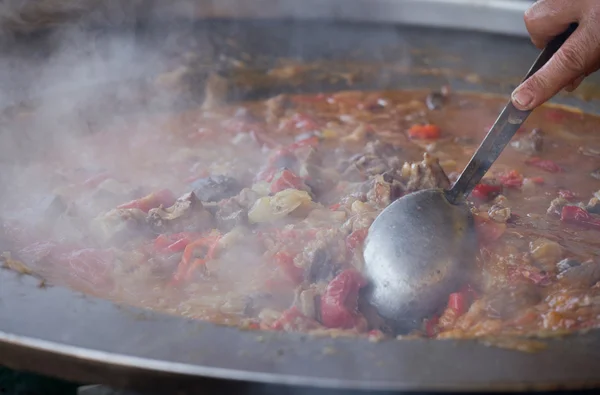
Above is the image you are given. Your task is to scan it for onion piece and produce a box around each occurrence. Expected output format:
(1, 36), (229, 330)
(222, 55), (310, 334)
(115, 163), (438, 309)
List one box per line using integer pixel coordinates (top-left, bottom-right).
(248, 189), (313, 223)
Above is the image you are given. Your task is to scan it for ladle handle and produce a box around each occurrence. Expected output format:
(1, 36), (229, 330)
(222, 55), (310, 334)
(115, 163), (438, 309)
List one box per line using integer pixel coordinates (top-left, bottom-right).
(445, 23), (578, 204)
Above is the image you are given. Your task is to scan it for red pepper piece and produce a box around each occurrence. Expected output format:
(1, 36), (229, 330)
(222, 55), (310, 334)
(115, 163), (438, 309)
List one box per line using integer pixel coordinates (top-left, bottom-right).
(117, 189), (176, 213)
(328, 203), (341, 211)
(407, 124), (441, 140)
(272, 251), (304, 285)
(270, 169), (305, 193)
(448, 292), (468, 315)
(561, 206), (600, 231)
(498, 170), (524, 188)
(320, 270), (367, 329)
(471, 183), (502, 201)
(154, 232), (202, 254)
(346, 228), (369, 252)
(558, 189), (578, 201)
(473, 214), (507, 244)
(172, 234), (221, 283)
(525, 157), (563, 173)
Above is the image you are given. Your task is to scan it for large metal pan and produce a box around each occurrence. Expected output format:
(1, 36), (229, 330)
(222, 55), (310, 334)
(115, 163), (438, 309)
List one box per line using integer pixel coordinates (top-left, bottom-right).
(2, 0), (600, 392)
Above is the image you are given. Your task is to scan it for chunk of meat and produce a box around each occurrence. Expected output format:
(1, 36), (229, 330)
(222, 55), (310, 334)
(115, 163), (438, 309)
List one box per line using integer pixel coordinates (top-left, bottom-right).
(147, 192), (214, 234)
(556, 258), (581, 274)
(215, 200), (248, 232)
(425, 90), (447, 110)
(294, 229), (346, 282)
(298, 163), (337, 197)
(558, 260), (600, 288)
(191, 175), (242, 202)
(587, 197), (600, 214)
(91, 208), (150, 245)
(365, 173), (404, 209)
(401, 153), (451, 192)
(340, 141), (402, 182)
(293, 285), (325, 320)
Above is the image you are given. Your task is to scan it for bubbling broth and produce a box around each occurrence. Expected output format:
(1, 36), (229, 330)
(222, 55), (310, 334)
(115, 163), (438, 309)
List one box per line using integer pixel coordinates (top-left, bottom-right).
(2, 88), (600, 340)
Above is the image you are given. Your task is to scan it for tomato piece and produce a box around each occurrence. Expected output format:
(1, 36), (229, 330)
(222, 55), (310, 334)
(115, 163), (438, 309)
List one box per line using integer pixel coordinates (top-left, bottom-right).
(525, 157), (563, 173)
(117, 189), (176, 213)
(471, 183), (502, 201)
(328, 203), (341, 211)
(498, 170), (523, 188)
(272, 251), (304, 285)
(561, 206), (600, 231)
(270, 169), (305, 193)
(473, 214), (506, 244)
(320, 270), (367, 329)
(346, 228), (369, 252)
(408, 124), (441, 140)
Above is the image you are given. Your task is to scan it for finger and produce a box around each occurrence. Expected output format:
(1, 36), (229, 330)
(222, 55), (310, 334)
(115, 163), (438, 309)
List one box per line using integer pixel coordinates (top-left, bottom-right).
(524, 0), (582, 48)
(565, 75), (585, 92)
(512, 24), (597, 110)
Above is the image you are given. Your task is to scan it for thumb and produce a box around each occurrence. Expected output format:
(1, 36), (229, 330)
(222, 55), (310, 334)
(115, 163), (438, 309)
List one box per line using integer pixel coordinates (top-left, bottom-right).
(512, 29), (590, 110)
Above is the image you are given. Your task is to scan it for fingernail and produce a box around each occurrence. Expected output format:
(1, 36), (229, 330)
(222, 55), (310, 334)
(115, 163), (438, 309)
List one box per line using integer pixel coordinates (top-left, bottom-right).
(512, 87), (534, 110)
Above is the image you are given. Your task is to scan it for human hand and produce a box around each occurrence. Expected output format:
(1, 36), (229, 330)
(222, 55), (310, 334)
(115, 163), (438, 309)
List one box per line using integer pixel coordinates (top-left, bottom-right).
(511, 0), (600, 111)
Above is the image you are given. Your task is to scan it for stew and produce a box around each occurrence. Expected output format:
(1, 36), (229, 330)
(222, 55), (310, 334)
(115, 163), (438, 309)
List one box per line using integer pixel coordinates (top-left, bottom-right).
(2, 88), (600, 340)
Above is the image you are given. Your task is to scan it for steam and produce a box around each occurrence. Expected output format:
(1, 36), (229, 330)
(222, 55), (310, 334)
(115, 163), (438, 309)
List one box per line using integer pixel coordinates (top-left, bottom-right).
(0, 0), (283, 324)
